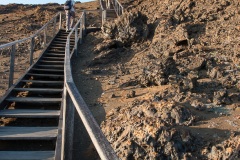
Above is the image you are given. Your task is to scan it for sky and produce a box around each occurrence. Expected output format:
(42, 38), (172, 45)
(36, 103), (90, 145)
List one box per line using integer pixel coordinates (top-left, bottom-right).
(0, 0), (92, 5)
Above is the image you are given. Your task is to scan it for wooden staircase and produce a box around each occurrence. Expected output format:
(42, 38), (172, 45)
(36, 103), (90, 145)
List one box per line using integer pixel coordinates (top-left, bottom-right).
(0, 29), (74, 160)
(101, 0), (118, 20)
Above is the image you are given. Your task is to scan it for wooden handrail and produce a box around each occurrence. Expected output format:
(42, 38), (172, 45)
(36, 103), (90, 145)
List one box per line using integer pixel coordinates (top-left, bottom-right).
(0, 12), (62, 90)
(0, 12), (61, 49)
(63, 12), (118, 160)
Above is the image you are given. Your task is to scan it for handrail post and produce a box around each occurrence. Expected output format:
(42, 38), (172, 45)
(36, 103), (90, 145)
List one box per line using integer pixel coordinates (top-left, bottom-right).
(29, 37), (34, 66)
(107, 0), (110, 9)
(80, 22), (83, 44)
(59, 12), (62, 29)
(54, 17), (57, 36)
(44, 29), (47, 47)
(83, 10), (86, 36)
(75, 27), (78, 56)
(61, 87), (75, 160)
(9, 44), (16, 88)
(102, 9), (106, 26)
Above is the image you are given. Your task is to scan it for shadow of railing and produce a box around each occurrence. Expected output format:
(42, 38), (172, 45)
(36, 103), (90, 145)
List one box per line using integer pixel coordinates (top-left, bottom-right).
(62, 11), (118, 160)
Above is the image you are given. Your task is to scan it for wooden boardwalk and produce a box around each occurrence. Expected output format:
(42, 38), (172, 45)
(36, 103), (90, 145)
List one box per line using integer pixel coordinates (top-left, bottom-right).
(0, 30), (74, 160)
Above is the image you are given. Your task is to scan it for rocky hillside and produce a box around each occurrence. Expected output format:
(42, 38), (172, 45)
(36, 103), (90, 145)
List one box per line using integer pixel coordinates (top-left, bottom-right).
(96, 0), (240, 159)
(0, 0), (240, 159)
(0, 1), (100, 96)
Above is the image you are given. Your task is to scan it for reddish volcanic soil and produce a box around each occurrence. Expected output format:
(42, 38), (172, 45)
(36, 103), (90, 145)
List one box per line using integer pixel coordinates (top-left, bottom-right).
(1, 0), (240, 159)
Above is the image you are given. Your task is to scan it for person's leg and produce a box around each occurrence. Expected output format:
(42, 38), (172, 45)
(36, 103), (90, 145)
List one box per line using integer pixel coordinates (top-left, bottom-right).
(65, 10), (70, 31)
(107, 0), (110, 9)
(70, 11), (76, 29)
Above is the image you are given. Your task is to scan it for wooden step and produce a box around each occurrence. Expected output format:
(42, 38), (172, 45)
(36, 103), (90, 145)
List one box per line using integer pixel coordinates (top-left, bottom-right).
(35, 65), (64, 69)
(0, 127), (58, 140)
(51, 42), (74, 45)
(41, 57), (65, 60)
(13, 88), (63, 93)
(50, 45), (74, 49)
(21, 80), (63, 85)
(53, 38), (67, 42)
(57, 35), (74, 38)
(39, 60), (64, 64)
(30, 68), (64, 73)
(49, 46), (65, 50)
(52, 40), (74, 44)
(20, 80), (63, 88)
(0, 151), (55, 160)
(27, 73), (64, 78)
(55, 38), (74, 41)
(47, 49), (65, 53)
(44, 53), (65, 57)
(0, 109), (60, 118)
(6, 97), (62, 103)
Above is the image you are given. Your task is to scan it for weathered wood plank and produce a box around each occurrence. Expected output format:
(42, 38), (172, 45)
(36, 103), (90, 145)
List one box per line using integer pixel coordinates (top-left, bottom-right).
(39, 60), (64, 63)
(13, 88), (62, 92)
(6, 97), (62, 103)
(21, 80), (64, 84)
(41, 57), (65, 60)
(0, 109), (60, 118)
(9, 44), (16, 88)
(50, 45), (65, 50)
(36, 65), (64, 68)
(26, 73), (64, 78)
(44, 53), (65, 56)
(0, 127), (58, 140)
(51, 41), (74, 45)
(29, 37), (34, 65)
(0, 151), (55, 160)
(47, 49), (65, 53)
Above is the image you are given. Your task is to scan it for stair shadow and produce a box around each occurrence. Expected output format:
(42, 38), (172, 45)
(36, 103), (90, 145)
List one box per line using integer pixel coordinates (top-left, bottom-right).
(71, 33), (105, 160)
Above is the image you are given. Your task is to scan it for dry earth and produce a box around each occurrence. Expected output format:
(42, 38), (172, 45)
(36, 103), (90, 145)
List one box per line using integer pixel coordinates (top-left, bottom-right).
(1, 0), (240, 160)
(0, 1), (100, 96)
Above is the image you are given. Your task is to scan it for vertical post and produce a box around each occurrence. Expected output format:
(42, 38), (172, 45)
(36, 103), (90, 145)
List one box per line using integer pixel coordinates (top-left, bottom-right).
(75, 27), (78, 56)
(104, 10), (107, 22)
(64, 88), (75, 160)
(29, 37), (34, 66)
(78, 21), (81, 38)
(102, 10), (106, 27)
(44, 29), (47, 47)
(80, 22), (83, 44)
(9, 44), (16, 88)
(117, 4), (119, 16)
(83, 10), (86, 36)
(54, 17), (57, 36)
(59, 12), (62, 29)
(102, 9), (104, 27)
(107, 0), (110, 9)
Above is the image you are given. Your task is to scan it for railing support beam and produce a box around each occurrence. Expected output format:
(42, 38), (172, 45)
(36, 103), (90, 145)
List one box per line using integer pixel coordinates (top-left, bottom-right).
(29, 37), (34, 66)
(59, 12), (62, 29)
(61, 87), (75, 160)
(83, 10), (86, 36)
(9, 44), (16, 88)
(75, 27), (78, 56)
(44, 29), (47, 47)
(54, 17), (57, 36)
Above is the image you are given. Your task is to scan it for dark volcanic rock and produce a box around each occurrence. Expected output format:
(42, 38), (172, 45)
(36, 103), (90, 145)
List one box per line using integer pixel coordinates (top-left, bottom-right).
(213, 89), (231, 105)
(102, 11), (149, 45)
(101, 100), (196, 159)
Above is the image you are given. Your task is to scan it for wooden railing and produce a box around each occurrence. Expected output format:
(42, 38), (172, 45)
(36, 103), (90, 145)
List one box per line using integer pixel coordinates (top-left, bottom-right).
(100, 0), (124, 25)
(0, 8), (118, 160)
(0, 12), (62, 89)
(62, 12), (118, 160)
(112, 0), (124, 16)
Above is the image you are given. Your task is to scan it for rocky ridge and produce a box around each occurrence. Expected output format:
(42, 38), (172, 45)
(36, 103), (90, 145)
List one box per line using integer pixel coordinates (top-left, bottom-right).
(97, 0), (240, 159)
